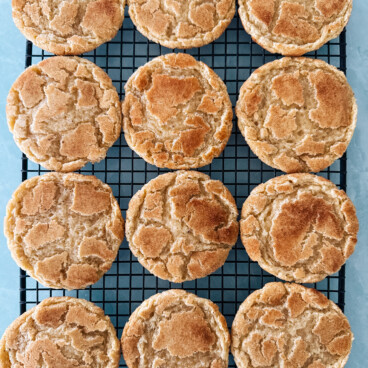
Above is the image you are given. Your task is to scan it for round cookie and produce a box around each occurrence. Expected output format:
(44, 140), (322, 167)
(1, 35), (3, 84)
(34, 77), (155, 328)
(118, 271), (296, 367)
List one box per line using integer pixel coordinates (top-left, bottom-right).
(4, 172), (124, 289)
(236, 57), (357, 173)
(128, 0), (235, 49)
(238, 0), (352, 56)
(126, 170), (239, 282)
(122, 53), (233, 169)
(122, 289), (230, 368)
(0, 297), (120, 367)
(6, 56), (122, 172)
(240, 174), (358, 283)
(12, 0), (125, 55)
(231, 282), (353, 368)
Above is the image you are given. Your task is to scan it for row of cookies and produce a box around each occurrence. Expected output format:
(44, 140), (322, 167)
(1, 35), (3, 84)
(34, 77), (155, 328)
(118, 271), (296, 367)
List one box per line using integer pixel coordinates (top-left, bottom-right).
(6, 53), (357, 174)
(0, 285), (353, 367)
(13, 0), (352, 55)
(4, 170), (358, 289)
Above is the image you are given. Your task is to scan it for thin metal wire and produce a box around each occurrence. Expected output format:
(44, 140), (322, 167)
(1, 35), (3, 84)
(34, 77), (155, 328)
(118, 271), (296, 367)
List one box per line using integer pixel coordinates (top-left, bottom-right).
(20, 9), (347, 367)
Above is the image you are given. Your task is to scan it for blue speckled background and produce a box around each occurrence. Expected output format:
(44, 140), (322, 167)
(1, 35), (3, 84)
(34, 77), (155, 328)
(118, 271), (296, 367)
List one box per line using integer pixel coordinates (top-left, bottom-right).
(0, 1), (367, 366)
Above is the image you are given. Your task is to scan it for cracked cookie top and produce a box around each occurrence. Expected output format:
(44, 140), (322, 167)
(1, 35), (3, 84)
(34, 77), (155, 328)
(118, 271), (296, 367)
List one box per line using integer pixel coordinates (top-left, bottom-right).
(240, 174), (358, 283)
(6, 56), (122, 172)
(238, 0), (352, 55)
(125, 171), (239, 282)
(128, 0), (235, 49)
(232, 283), (353, 368)
(0, 297), (120, 367)
(121, 289), (230, 368)
(122, 53), (233, 169)
(12, 0), (125, 55)
(236, 58), (357, 173)
(4, 172), (124, 289)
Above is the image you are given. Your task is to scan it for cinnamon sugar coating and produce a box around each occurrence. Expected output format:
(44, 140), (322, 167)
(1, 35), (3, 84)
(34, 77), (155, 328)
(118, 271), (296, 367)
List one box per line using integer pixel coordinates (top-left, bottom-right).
(125, 171), (239, 282)
(121, 289), (230, 368)
(12, 0), (125, 55)
(128, 0), (235, 49)
(232, 283), (353, 368)
(238, 0), (352, 55)
(122, 53), (233, 169)
(240, 174), (358, 283)
(0, 297), (120, 367)
(6, 56), (122, 172)
(4, 173), (124, 289)
(236, 58), (357, 173)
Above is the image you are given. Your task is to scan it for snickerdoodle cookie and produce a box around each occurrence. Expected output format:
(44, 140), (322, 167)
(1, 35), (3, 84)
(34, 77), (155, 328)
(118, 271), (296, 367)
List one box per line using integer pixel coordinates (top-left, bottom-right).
(121, 289), (230, 368)
(238, 0), (352, 55)
(12, 0), (125, 55)
(0, 297), (120, 367)
(125, 171), (239, 282)
(4, 173), (124, 289)
(236, 57), (357, 173)
(122, 53), (233, 169)
(128, 0), (235, 49)
(240, 174), (358, 283)
(6, 56), (122, 172)
(231, 283), (353, 368)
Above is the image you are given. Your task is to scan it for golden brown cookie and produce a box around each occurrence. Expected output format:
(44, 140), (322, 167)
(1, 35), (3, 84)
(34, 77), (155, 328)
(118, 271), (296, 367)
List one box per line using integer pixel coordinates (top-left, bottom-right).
(231, 283), (353, 368)
(6, 56), (122, 172)
(125, 171), (239, 282)
(121, 289), (230, 368)
(12, 0), (125, 55)
(128, 0), (235, 49)
(122, 53), (233, 169)
(236, 57), (357, 173)
(4, 173), (124, 289)
(0, 297), (120, 367)
(240, 174), (358, 283)
(238, 0), (352, 56)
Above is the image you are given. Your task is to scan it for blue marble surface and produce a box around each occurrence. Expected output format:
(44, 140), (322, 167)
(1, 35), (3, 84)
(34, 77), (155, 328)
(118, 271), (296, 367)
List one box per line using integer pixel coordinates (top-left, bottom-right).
(344, 1), (368, 365)
(0, 0), (367, 366)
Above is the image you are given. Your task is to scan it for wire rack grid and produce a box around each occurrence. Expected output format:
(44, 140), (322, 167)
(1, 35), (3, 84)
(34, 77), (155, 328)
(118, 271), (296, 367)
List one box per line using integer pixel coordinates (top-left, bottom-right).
(20, 8), (347, 367)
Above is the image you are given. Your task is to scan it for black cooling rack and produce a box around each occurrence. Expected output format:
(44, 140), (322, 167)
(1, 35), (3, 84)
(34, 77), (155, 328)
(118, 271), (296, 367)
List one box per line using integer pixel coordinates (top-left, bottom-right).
(20, 9), (347, 367)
